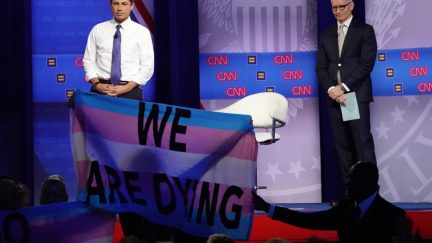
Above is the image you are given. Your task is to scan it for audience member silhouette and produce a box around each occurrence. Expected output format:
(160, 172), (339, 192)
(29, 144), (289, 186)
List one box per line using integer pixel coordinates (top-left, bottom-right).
(265, 237), (293, 243)
(305, 236), (328, 243)
(40, 174), (68, 204)
(254, 161), (408, 243)
(206, 233), (234, 243)
(173, 230), (206, 243)
(19, 182), (33, 207)
(119, 235), (146, 243)
(0, 175), (23, 210)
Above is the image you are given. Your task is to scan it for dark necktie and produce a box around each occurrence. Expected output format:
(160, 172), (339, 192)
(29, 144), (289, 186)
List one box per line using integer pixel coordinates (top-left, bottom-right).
(110, 25), (122, 85)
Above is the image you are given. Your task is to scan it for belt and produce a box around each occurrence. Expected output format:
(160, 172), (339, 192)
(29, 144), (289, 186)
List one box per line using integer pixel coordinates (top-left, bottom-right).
(98, 78), (129, 85)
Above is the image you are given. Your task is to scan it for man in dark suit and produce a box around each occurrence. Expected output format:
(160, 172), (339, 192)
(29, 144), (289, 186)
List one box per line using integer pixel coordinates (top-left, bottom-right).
(253, 161), (408, 243)
(317, 0), (378, 182)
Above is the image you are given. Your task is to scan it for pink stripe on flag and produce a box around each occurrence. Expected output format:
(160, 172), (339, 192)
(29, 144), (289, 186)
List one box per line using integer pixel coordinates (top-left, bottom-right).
(76, 160), (91, 190)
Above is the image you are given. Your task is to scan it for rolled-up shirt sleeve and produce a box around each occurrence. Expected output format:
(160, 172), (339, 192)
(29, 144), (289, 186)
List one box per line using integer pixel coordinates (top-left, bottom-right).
(133, 28), (154, 86)
(83, 27), (99, 82)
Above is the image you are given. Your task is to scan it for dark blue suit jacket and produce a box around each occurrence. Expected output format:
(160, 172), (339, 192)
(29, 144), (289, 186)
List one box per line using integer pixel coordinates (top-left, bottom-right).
(316, 17), (377, 103)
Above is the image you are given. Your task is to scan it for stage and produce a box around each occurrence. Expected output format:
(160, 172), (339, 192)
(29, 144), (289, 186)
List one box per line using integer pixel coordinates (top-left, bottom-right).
(113, 202), (432, 242)
(239, 202), (432, 242)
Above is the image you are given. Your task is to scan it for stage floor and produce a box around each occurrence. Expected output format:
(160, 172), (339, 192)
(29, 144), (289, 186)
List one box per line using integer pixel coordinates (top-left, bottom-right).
(113, 202), (432, 243)
(239, 202), (432, 243)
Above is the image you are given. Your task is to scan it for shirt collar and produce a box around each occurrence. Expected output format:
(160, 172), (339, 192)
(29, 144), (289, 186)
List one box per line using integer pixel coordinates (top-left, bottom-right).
(338, 15), (353, 28)
(357, 191), (378, 217)
(110, 17), (132, 30)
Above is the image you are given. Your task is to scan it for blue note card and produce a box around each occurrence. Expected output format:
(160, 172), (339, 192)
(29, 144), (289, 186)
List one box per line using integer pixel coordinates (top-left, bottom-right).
(341, 92), (360, 121)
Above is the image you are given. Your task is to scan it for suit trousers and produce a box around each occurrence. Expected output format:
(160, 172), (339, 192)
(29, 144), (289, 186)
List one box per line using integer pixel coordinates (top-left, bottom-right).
(327, 100), (377, 182)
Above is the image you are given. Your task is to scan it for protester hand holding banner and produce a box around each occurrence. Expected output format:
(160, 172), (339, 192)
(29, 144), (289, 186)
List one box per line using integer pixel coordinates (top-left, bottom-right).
(69, 90), (258, 239)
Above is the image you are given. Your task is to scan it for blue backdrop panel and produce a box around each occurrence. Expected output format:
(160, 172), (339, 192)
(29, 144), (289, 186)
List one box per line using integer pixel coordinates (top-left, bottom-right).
(200, 52), (318, 99)
(372, 48), (432, 96)
(32, 1), (111, 102)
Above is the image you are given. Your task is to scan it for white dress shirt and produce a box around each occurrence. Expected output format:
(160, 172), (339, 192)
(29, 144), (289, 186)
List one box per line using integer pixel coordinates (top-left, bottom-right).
(337, 15), (353, 40)
(328, 15), (354, 93)
(337, 15), (353, 92)
(83, 17), (154, 86)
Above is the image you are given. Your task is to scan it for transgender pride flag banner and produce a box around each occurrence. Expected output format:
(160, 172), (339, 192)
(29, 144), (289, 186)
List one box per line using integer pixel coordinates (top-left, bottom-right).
(70, 90), (258, 239)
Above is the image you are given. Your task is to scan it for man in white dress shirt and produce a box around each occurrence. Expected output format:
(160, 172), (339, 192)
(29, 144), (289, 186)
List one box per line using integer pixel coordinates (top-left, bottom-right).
(83, 0), (154, 100)
(83, 0), (157, 240)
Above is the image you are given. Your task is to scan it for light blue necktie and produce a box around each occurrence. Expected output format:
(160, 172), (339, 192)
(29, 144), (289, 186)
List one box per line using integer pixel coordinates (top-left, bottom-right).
(110, 25), (122, 85)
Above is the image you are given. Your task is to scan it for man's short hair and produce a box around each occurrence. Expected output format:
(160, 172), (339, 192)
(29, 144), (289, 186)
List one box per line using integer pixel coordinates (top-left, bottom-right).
(40, 174), (68, 205)
(207, 233), (234, 243)
(110, 0), (134, 4)
(350, 161), (379, 185)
